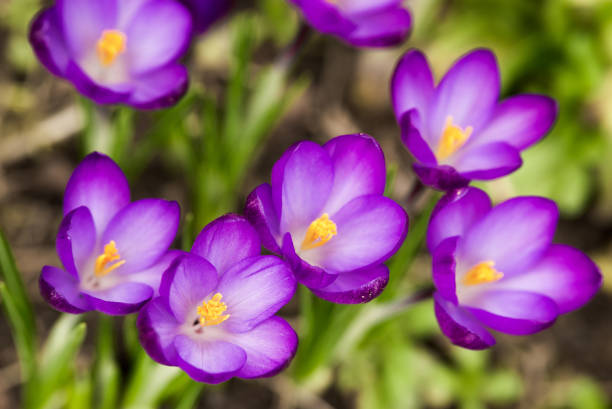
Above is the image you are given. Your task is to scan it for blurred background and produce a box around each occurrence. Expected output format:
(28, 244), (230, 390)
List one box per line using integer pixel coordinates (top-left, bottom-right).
(0, 0), (611, 408)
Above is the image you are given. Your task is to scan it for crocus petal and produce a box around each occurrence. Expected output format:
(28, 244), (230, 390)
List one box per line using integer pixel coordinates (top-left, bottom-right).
(431, 237), (458, 303)
(40, 266), (91, 313)
(63, 152), (130, 234)
(64, 62), (133, 105)
(81, 282), (153, 315)
(322, 134), (386, 215)
(128, 250), (186, 296)
(29, 8), (69, 76)
(339, 0), (400, 15)
(412, 162), (469, 191)
(428, 49), (500, 143)
(454, 142), (522, 180)
(244, 183), (282, 254)
(58, 0), (117, 59)
(433, 293), (496, 350)
(101, 199), (180, 274)
(498, 244), (602, 314)
(288, 0), (355, 37)
(427, 187), (491, 252)
(181, 0), (232, 34)
(466, 290), (558, 335)
(281, 233), (338, 289)
(230, 317), (298, 379)
(473, 95), (558, 150)
(400, 110), (437, 164)
(159, 254), (219, 322)
(56, 206), (96, 278)
(391, 49), (434, 120)
(137, 297), (180, 365)
(307, 195), (408, 272)
(311, 264), (389, 304)
(128, 64), (189, 110)
(346, 6), (411, 47)
(458, 196), (558, 275)
(115, 0), (153, 28)
(191, 214), (261, 276)
(125, 0), (192, 74)
(217, 256), (296, 332)
(276, 142), (334, 234)
(174, 335), (246, 384)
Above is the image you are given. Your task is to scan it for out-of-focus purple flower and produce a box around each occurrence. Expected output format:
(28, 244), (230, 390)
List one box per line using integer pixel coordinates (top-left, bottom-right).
(245, 134), (408, 304)
(40, 152), (181, 315)
(29, 0), (193, 109)
(391, 49), (558, 190)
(179, 0), (232, 34)
(428, 187), (601, 349)
(288, 0), (411, 47)
(137, 214), (297, 383)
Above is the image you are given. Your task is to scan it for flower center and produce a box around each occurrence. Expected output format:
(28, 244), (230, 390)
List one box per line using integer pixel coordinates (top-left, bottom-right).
(436, 116), (473, 161)
(197, 293), (230, 327)
(97, 30), (127, 66)
(462, 261), (503, 286)
(301, 213), (337, 251)
(94, 240), (126, 277)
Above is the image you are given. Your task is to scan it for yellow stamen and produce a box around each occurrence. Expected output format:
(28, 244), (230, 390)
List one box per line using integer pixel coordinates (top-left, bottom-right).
(94, 240), (126, 277)
(437, 116), (473, 161)
(463, 261), (504, 286)
(301, 213), (337, 251)
(97, 30), (127, 66)
(197, 293), (230, 327)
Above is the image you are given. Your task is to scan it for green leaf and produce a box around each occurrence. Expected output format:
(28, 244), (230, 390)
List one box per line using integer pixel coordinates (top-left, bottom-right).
(67, 374), (93, 409)
(0, 282), (36, 380)
(170, 378), (204, 409)
(0, 229), (35, 338)
(33, 316), (87, 409)
(94, 316), (120, 409)
(121, 350), (182, 409)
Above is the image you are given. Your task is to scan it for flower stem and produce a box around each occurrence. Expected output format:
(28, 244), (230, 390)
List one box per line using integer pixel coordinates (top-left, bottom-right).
(335, 286), (435, 361)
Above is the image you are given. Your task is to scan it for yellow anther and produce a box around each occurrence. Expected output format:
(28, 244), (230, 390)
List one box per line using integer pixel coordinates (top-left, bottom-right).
(94, 240), (126, 277)
(301, 213), (338, 251)
(437, 116), (473, 161)
(197, 293), (230, 327)
(463, 261), (504, 286)
(97, 30), (127, 66)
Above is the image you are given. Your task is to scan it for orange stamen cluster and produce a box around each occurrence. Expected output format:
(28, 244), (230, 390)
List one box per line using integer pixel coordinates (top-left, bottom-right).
(197, 293), (230, 327)
(94, 240), (126, 277)
(97, 30), (127, 66)
(301, 213), (337, 251)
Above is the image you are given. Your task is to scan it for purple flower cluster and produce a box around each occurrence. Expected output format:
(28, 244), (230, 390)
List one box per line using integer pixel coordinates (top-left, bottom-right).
(42, 134), (408, 381)
(392, 49), (557, 190)
(41, 153), (181, 315)
(288, 0), (412, 47)
(388, 48), (601, 347)
(138, 215), (297, 383)
(245, 134), (408, 303)
(428, 188), (601, 349)
(34, 0), (603, 384)
(28, 0), (231, 109)
(29, 0), (194, 109)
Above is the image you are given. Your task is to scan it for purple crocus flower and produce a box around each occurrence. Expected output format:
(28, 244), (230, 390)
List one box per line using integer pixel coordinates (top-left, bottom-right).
(288, 0), (411, 47)
(245, 134), (408, 304)
(391, 49), (558, 190)
(137, 214), (298, 383)
(428, 187), (601, 349)
(179, 0), (232, 34)
(29, 0), (193, 109)
(40, 152), (181, 315)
